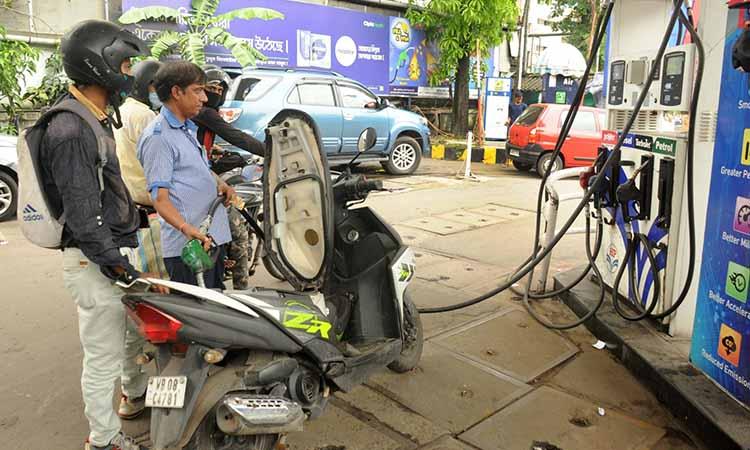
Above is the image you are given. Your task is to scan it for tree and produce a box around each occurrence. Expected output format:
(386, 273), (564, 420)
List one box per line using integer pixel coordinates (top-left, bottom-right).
(24, 51), (68, 109)
(544, 0), (600, 60)
(0, 25), (39, 134)
(407, 0), (518, 136)
(119, 0), (284, 67)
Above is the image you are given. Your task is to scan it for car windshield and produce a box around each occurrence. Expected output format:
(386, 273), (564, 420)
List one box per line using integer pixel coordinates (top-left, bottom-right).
(515, 105), (544, 126)
(234, 75), (281, 102)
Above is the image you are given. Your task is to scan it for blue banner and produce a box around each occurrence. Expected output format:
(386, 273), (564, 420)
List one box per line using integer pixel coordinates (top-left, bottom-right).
(690, 8), (750, 407)
(123, 0), (391, 94)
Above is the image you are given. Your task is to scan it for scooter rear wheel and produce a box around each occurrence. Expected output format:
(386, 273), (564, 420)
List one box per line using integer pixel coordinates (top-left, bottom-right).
(185, 408), (279, 450)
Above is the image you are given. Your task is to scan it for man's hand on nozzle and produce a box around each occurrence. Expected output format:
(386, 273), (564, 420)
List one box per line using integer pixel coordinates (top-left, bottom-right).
(180, 223), (213, 250)
(219, 184), (236, 207)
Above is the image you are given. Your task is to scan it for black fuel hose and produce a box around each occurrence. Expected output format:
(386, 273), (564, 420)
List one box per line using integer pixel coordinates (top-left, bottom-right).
(612, 232), (662, 321)
(418, 0), (683, 315)
(510, 152), (608, 300)
(522, 210), (607, 330)
(646, 6), (702, 320)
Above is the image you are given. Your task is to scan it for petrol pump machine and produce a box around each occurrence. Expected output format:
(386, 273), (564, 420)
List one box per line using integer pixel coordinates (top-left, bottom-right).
(599, 0), (695, 336)
(601, 0), (750, 408)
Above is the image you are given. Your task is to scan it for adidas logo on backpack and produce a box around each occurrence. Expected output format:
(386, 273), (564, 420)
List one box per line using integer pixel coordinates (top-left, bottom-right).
(21, 204), (45, 222)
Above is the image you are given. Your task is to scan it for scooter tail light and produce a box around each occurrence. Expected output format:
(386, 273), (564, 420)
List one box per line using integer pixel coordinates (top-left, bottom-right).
(127, 303), (183, 344)
(219, 108), (242, 123)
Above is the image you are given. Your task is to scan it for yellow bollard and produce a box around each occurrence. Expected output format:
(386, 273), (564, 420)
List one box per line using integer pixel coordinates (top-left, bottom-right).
(483, 147), (497, 165)
(431, 144), (445, 160)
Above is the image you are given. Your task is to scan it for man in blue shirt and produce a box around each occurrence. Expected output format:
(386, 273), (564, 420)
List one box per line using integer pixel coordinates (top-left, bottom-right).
(507, 90), (528, 126)
(138, 61), (235, 288)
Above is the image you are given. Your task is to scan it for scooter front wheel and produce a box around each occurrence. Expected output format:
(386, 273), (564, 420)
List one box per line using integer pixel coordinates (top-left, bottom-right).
(388, 292), (424, 373)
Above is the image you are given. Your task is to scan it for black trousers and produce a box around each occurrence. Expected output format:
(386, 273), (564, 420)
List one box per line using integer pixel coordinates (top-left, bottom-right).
(164, 245), (226, 290)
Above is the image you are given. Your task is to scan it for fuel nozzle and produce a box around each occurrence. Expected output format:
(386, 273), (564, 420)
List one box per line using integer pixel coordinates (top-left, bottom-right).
(616, 159), (651, 222)
(181, 239), (215, 288)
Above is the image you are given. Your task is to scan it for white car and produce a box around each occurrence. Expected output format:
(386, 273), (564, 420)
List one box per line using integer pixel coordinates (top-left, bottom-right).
(0, 134), (18, 221)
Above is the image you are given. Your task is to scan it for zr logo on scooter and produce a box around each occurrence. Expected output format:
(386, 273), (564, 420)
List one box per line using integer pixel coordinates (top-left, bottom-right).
(283, 301), (333, 339)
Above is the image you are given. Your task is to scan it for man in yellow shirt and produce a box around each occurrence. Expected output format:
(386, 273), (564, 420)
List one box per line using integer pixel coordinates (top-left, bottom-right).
(114, 60), (162, 206)
(112, 60), (167, 421)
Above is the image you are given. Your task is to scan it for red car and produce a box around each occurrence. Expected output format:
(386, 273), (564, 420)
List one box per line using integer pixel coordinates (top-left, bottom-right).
(507, 103), (607, 176)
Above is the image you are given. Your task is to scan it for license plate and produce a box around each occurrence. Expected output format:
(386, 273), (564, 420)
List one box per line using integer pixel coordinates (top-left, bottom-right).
(145, 376), (187, 409)
(510, 150), (520, 157)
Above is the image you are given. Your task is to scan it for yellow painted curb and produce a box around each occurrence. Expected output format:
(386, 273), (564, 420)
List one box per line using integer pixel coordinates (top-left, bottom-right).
(431, 144), (445, 160)
(483, 147), (497, 165)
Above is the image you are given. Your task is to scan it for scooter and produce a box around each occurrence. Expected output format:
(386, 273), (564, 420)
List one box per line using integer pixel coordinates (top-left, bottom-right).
(122, 117), (423, 450)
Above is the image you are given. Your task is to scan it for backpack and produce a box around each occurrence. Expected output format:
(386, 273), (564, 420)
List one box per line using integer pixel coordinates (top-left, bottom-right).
(16, 99), (110, 249)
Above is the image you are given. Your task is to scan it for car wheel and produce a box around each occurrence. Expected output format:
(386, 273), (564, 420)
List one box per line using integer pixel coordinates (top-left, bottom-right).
(0, 171), (17, 222)
(535, 153), (563, 176)
(383, 136), (421, 175)
(512, 160), (533, 172)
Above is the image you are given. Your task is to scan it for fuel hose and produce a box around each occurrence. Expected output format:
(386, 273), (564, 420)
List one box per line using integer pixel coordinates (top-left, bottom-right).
(418, 0), (685, 316)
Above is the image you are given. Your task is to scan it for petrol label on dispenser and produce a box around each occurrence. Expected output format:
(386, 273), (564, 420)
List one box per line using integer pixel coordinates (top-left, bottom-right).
(653, 137), (677, 156)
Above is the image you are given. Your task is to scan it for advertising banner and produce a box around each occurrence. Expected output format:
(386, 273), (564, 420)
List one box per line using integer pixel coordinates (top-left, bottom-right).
(122, 0), (501, 99)
(387, 17), (439, 96)
(123, 0), (390, 94)
(690, 8), (750, 407)
(483, 77), (511, 140)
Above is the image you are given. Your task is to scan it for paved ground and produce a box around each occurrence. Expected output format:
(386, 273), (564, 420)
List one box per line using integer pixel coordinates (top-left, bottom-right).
(0, 159), (705, 449)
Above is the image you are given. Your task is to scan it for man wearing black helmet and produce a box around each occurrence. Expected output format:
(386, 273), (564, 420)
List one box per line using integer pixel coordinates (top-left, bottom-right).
(112, 59), (167, 422)
(39, 20), (163, 450)
(192, 65), (264, 290)
(193, 65), (264, 159)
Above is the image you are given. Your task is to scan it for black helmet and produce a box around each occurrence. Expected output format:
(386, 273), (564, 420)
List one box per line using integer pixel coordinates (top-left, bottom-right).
(61, 20), (148, 108)
(203, 64), (231, 109)
(131, 60), (162, 105)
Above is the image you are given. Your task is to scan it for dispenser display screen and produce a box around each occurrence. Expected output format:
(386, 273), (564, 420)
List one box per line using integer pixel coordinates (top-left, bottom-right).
(660, 51), (686, 107)
(613, 63), (625, 80)
(609, 61), (626, 105)
(666, 54), (684, 76)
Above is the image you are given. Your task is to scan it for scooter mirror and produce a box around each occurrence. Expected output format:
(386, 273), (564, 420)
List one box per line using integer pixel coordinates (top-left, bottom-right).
(357, 127), (377, 152)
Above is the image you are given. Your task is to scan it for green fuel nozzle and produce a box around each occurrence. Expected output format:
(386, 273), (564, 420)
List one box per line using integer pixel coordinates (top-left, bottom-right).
(181, 238), (215, 275)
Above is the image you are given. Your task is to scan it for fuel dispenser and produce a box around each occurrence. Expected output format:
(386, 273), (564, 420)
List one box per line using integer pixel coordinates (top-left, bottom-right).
(598, 0), (695, 335)
(600, 0), (750, 408)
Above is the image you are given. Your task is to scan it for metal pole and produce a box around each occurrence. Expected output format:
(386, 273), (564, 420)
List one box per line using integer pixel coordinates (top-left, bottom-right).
(464, 131), (473, 178)
(517, 0), (531, 90)
(27, 0), (35, 33)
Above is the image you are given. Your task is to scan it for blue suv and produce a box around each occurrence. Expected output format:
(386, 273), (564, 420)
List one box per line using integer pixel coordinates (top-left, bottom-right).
(220, 68), (430, 175)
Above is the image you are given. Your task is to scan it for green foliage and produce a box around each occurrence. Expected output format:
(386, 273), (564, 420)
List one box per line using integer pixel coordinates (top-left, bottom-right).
(212, 7), (284, 25)
(542, 0), (598, 58)
(119, 0), (284, 68)
(23, 51), (69, 109)
(407, 0), (518, 85)
(0, 25), (39, 134)
(119, 6), (181, 24)
(151, 30), (180, 60)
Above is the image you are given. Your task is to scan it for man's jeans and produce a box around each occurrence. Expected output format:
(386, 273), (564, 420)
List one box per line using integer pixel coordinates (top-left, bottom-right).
(62, 247), (148, 447)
